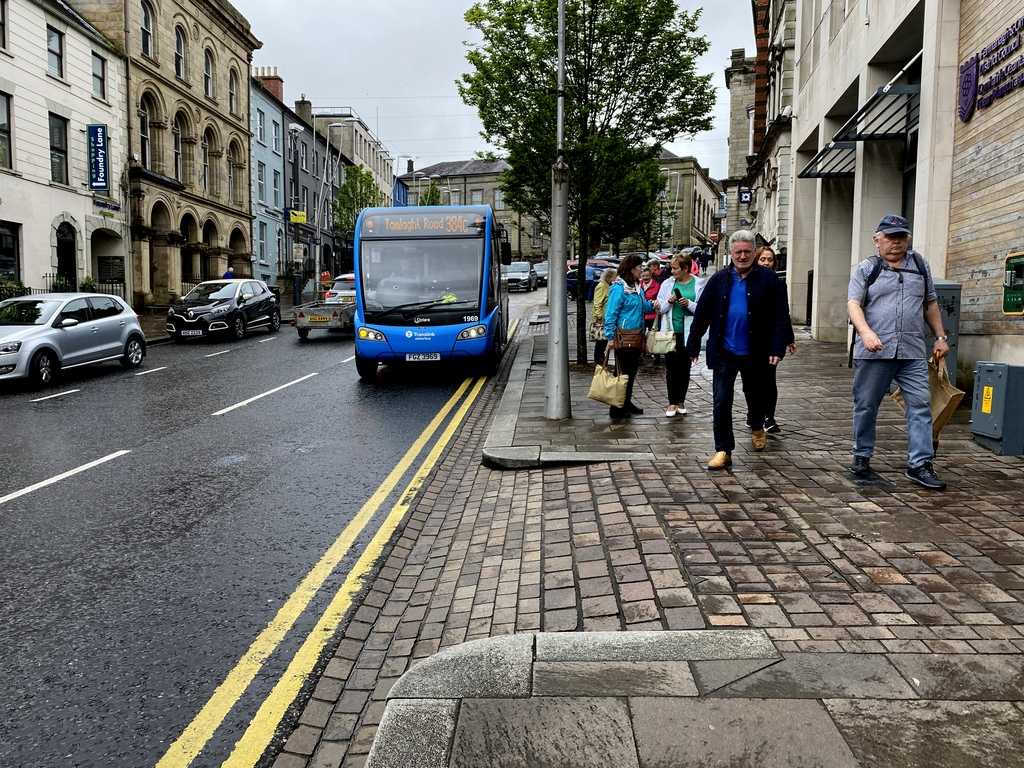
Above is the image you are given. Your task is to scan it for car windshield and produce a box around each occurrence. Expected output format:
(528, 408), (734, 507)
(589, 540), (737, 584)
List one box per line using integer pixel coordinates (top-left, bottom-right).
(360, 239), (482, 313)
(535, 263), (548, 273)
(0, 299), (61, 325)
(184, 282), (236, 301)
(507, 263), (530, 273)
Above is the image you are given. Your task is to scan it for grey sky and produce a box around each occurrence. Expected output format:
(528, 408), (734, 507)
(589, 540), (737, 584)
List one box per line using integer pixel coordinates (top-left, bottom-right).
(237, 1), (754, 180)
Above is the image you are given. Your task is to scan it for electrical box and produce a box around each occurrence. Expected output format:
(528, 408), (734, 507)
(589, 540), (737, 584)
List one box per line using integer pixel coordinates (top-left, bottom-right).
(971, 362), (1024, 456)
(931, 279), (962, 388)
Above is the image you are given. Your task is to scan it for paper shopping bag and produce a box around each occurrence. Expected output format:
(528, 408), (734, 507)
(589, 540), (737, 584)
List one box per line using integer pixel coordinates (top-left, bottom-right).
(891, 357), (965, 439)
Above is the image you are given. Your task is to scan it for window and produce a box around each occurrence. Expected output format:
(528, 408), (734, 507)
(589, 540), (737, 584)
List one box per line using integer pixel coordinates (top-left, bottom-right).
(139, 99), (151, 168)
(227, 146), (235, 203)
(273, 170), (281, 207)
(300, 142), (307, 170)
(493, 189), (504, 210)
(257, 162), (265, 202)
(0, 222), (18, 282)
(1, 0), (6, 50)
(174, 27), (186, 79)
(47, 26), (63, 77)
(256, 110), (265, 143)
(409, 192), (418, 206)
(449, 189), (461, 205)
(531, 222), (542, 247)
(470, 189), (482, 205)
(48, 113), (68, 184)
(288, 178), (295, 206)
(258, 221), (267, 262)
(91, 53), (106, 98)
(0, 92), (10, 170)
(204, 50), (213, 98)
(272, 120), (280, 153)
(201, 132), (210, 193)
(302, 186), (309, 215)
(276, 228), (283, 268)
(140, 2), (153, 57)
(228, 69), (238, 113)
(89, 296), (122, 319)
(172, 116), (183, 181)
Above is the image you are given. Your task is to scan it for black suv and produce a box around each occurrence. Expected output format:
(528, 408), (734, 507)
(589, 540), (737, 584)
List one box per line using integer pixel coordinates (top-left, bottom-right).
(167, 279), (281, 341)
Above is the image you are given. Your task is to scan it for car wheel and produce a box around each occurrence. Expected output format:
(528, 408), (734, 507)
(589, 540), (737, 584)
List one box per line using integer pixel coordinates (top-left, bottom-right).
(230, 313), (246, 341)
(355, 354), (377, 381)
(297, 328), (309, 340)
(120, 335), (145, 368)
(30, 349), (58, 387)
(269, 309), (282, 333)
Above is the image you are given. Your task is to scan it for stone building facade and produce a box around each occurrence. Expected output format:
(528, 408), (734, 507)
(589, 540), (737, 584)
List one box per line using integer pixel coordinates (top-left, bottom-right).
(69, 0), (261, 305)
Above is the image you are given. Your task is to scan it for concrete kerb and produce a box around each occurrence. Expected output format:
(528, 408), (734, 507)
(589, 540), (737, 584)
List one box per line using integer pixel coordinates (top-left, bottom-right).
(364, 630), (779, 768)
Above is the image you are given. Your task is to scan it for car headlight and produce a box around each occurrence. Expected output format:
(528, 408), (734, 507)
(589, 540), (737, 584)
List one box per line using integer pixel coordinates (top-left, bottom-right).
(358, 327), (387, 342)
(457, 324), (488, 341)
(0, 341), (23, 355)
(208, 306), (229, 317)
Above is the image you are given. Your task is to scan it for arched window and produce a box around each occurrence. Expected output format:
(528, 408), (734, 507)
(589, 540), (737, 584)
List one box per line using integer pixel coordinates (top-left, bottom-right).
(228, 69), (238, 113)
(201, 130), (212, 193)
(172, 116), (183, 181)
(203, 50), (214, 98)
(174, 27), (187, 79)
(140, 2), (154, 57)
(226, 145), (235, 203)
(139, 98), (152, 168)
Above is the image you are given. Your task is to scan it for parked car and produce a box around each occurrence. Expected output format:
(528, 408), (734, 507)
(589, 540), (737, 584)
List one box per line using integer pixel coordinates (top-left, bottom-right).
(567, 265), (598, 301)
(0, 293), (146, 386)
(503, 262), (538, 291)
(167, 279), (281, 342)
(567, 258), (618, 275)
(534, 261), (549, 287)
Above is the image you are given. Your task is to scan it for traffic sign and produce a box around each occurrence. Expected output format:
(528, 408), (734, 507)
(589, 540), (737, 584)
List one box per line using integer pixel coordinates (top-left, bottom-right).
(289, 210), (307, 224)
(709, 231), (719, 241)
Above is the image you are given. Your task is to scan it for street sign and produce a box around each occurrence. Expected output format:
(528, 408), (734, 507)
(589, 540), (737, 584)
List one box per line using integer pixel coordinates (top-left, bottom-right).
(289, 210), (307, 224)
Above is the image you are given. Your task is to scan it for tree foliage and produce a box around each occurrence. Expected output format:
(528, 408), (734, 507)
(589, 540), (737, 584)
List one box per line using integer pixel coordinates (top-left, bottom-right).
(460, 0), (715, 361)
(332, 164), (388, 235)
(419, 180), (443, 206)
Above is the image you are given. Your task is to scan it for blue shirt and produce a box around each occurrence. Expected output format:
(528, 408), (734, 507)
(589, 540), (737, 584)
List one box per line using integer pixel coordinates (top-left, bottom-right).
(724, 270), (750, 355)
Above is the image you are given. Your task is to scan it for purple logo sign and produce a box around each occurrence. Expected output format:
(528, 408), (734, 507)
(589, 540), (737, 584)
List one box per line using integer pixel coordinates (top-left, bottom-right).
(959, 56), (979, 122)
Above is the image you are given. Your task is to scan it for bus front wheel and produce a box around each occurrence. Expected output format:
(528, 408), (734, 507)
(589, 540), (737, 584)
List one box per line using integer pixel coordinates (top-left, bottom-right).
(355, 355), (377, 381)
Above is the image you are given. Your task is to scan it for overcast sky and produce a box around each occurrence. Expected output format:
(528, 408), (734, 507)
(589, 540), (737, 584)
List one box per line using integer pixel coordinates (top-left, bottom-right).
(236, 1), (755, 180)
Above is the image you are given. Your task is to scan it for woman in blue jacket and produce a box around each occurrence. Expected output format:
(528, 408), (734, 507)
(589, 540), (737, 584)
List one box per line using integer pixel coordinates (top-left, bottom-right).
(604, 253), (660, 418)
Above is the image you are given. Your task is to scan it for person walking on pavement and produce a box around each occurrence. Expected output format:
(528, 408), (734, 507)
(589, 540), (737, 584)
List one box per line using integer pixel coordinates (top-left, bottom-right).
(223, 266), (234, 279)
(847, 214), (949, 490)
(656, 253), (704, 417)
(591, 268), (617, 363)
(755, 246), (797, 434)
(605, 253), (660, 418)
(685, 230), (791, 469)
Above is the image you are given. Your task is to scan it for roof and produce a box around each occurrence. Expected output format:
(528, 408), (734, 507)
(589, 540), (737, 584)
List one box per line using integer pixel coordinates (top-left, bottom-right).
(399, 159), (511, 181)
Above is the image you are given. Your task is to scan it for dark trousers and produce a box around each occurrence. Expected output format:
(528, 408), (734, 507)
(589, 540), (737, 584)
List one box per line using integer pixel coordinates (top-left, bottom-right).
(665, 333), (691, 404)
(764, 363), (779, 420)
(614, 348), (642, 408)
(594, 339), (608, 365)
(712, 351), (767, 453)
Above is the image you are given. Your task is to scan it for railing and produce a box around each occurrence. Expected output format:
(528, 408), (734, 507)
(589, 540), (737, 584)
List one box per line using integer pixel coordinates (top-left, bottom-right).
(0, 285), (52, 300)
(180, 280), (202, 297)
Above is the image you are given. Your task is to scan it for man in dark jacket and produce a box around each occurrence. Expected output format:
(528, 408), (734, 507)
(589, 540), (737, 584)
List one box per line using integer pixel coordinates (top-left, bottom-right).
(686, 230), (792, 470)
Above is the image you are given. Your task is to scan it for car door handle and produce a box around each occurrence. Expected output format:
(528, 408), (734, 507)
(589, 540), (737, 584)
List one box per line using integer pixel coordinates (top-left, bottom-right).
(91, 327), (100, 333)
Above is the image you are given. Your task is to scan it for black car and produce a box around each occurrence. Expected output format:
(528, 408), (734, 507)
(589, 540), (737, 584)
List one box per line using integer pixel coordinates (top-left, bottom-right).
(534, 261), (549, 286)
(167, 279), (281, 341)
(503, 262), (538, 292)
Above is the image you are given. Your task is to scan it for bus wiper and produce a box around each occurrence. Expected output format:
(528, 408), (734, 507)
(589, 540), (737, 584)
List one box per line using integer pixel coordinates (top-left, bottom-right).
(372, 300), (446, 320)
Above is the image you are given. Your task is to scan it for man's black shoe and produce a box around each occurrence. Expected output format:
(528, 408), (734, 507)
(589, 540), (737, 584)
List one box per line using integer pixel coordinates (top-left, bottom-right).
(906, 463), (946, 491)
(850, 456), (871, 476)
(627, 403), (644, 415)
(609, 407), (631, 418)
(764, 417), (781, 434)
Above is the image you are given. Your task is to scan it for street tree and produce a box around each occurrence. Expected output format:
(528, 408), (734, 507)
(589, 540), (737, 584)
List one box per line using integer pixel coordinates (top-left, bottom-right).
(332, 165), (388, 236)
(419, 180), (443, 206)
(460, 0), (715, 362)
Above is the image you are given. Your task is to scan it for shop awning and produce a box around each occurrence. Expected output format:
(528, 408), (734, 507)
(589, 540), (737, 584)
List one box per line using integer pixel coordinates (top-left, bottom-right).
(797, 141), (857, 179)
(832, 84), (921, 142)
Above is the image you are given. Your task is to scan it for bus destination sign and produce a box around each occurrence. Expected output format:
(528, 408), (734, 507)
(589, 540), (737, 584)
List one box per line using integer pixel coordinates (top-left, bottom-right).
(362, 212), (485, 238)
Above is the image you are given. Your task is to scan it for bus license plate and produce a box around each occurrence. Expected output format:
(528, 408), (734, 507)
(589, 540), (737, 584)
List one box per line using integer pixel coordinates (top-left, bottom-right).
(406, 353), (441, 362)
(308, 315), (330, 322)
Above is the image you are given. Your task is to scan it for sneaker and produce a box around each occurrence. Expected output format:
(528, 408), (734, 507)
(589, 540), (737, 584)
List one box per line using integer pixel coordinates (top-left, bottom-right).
(906, 463), (947, 491)
(764, 417), (781, 434)
(665, 405), (678, 417)
(751, 429), (767, 451)
(850, 455), (871, 476)
(708, 451), (732, 470)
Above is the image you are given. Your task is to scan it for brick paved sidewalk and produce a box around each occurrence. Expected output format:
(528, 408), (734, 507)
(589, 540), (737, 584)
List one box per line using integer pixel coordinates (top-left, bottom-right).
(270, 303), (1024, 767)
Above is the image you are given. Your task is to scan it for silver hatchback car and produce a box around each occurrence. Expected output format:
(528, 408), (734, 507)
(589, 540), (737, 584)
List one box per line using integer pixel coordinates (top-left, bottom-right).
(0, 293), (146, 386)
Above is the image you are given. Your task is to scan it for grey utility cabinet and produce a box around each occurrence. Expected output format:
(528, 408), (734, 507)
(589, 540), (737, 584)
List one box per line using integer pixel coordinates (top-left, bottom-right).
(971, 362), (1024, 456)
(931, 278), (962, 388)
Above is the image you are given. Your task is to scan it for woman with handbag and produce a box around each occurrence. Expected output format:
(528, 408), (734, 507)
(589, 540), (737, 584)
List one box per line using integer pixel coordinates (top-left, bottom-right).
(604, 253), (660, 418)
(656, 253), (705, 417)
(755, 246), (796, 433)
(591, 268), (618, 362)
(640, 265), (661, 363)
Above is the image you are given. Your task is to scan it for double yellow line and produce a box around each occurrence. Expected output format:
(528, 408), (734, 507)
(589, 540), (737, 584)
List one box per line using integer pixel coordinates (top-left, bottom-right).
(157, 376), (488, 767)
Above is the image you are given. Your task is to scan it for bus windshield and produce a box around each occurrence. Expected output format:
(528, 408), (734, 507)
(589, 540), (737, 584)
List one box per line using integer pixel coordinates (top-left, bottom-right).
(360, 239), (483, 317)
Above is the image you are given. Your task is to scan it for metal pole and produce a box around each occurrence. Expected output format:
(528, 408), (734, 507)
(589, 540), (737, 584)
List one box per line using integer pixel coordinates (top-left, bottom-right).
(545, 0), (571, 419)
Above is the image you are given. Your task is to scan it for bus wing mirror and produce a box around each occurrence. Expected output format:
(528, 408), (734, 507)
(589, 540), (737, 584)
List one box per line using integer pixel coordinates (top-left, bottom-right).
(500, 242), (512, 266)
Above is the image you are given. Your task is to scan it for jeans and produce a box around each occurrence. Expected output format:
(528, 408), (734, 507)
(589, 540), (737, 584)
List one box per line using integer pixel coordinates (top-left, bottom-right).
(711, 351), (767, 453)
(665, 333), (691, 405)
(852, 358), (933, 468)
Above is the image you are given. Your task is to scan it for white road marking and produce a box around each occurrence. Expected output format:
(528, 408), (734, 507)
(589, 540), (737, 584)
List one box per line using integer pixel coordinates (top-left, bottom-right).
(0, 450), (132, 506)
(258, 337), (275, 343)
(341, 355), (355, 363)
(212, 372), (319, 416)
(135, 367), (167, 376)
(29, 390), (80, 402)
(205, 350), (231, 358)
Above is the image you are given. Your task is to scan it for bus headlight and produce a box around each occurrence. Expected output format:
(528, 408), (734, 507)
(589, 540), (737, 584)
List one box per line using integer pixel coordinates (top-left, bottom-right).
(457, 324), (488, 341)
(358, 327), (387, 342)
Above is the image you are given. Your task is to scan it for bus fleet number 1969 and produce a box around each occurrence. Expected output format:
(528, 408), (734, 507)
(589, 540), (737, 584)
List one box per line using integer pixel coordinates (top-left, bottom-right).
(463, 315), (479, 322)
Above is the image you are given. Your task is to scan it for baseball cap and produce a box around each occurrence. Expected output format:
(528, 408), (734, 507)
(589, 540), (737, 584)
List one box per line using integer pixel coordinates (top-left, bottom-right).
(876, 214), (912, 236)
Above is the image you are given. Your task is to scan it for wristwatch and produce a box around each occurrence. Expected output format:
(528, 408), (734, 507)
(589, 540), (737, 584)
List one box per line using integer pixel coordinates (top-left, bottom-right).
(935, 336), (948, 341)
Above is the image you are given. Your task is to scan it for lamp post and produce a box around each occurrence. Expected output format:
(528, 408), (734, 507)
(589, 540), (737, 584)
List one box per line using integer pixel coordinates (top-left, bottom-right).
(411, 171), (427, 205)
(314, 122), (344, 297)
(288, 123), (304, 306)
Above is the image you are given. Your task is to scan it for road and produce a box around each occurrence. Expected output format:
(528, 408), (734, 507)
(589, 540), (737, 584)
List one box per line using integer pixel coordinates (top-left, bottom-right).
(0, 308), (517, 767)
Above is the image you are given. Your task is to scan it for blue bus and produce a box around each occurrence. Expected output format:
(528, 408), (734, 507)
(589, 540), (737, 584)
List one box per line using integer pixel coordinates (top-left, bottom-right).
(352, 205), (511, 380)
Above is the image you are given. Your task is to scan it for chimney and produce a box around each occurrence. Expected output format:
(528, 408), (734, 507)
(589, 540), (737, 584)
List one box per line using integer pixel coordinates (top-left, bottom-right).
(257, 66), (284, 101)
(295, 94), (312, 125)
(406, 159), (414, 175)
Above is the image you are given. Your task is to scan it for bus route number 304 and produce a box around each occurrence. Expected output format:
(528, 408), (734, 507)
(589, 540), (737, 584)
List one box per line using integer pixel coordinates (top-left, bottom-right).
(463, 315), (479, 323)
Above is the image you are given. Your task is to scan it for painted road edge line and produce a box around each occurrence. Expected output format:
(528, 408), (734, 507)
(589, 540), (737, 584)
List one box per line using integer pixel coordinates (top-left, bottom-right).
(212, 372), (319, 416)
(222, 376), (488, 767)
(0, 450), (132, 506)
(29, 389), (80, 402)
(156, 377), (476, 768)
(135, 367), (168, 376)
